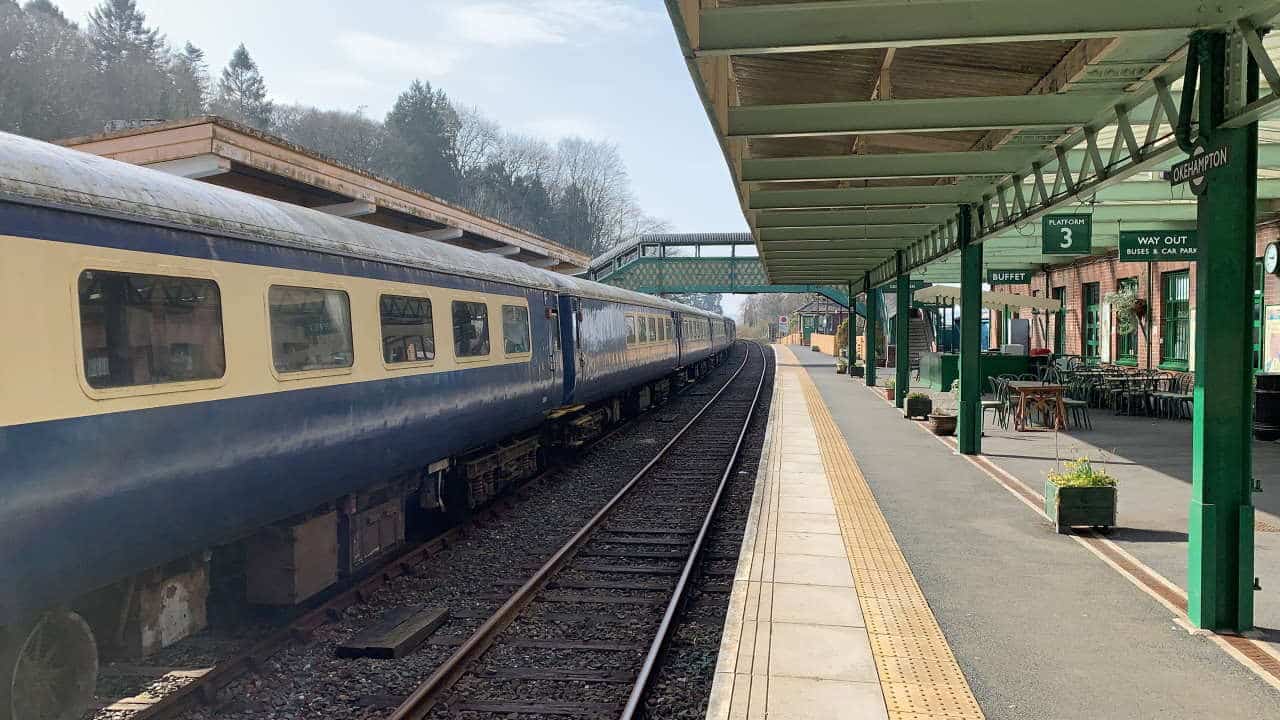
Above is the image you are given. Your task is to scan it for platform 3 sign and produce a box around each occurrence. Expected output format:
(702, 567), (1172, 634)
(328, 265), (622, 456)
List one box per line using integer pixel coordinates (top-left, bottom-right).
(1118, 230), (1199, 262)
(1042, 214), (1092, 254)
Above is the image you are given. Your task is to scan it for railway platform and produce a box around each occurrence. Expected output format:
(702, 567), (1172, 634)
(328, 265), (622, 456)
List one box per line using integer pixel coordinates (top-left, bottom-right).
(709, 344), (1280, 720)
(708, 345), (981, 720)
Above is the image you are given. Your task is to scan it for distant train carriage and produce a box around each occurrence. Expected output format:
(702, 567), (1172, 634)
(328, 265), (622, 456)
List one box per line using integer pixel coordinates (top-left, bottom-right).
(0, 131), (731, 719)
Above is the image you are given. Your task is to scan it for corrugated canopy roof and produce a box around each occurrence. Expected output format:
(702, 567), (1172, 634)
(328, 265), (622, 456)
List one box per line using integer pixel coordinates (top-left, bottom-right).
(666, 0), (1280, 292)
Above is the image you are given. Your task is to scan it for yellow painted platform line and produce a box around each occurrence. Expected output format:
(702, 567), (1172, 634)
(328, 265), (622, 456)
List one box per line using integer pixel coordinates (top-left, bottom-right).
(778, 345), (985, 720)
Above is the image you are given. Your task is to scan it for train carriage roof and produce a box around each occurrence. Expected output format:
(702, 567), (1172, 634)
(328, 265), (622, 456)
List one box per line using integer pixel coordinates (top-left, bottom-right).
(0, 132), (723, 319)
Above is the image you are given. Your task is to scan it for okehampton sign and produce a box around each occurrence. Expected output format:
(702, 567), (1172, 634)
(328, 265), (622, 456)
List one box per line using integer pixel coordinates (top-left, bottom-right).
(1042, 214), (1092, 254)
(1118, 230), (1199, 262)
(987, 269), (1033, 285)
(1169, 141), (1229, 196)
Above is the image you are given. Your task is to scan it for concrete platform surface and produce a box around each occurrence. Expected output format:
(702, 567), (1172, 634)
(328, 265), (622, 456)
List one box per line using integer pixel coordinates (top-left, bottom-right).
(783, 345), (1280, 719)
(707, 347), (982, 720)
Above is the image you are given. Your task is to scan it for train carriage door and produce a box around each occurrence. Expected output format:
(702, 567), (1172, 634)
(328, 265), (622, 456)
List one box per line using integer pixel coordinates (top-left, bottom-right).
(557, 295), (579, 403)
(545, 292), (560, 373)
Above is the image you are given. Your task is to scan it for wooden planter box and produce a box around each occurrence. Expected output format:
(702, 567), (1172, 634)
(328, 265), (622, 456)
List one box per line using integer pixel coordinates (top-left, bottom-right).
(1044, 482), (1116, 533)
(905, 396), (933, 419)
(928, 413), (956, 436)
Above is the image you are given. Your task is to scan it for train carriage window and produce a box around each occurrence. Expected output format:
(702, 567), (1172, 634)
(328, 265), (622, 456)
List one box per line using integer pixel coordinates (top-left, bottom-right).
(626, 315), (637, 345)
(502, 305), (531, 354)
(78, 270), (225, 388)
(452, 301), (491, 357)
(646, 317), (657, 343)
(637, 315), (649, 344)
(665, 319), (673, 341)
(268, 285), (354, 373)
(380, 294), (434, 364)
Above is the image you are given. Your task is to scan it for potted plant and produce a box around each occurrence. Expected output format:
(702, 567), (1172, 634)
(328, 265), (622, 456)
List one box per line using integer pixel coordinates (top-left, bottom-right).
(1045, 457), (1117, 534)
(811, 344), (821, 352)
(836, 356), (849, 374)
(849, 364), (865, 378)
(905, 391), (932, 419)
(883, 378), (896, 401)
(928, 379), (959, 435)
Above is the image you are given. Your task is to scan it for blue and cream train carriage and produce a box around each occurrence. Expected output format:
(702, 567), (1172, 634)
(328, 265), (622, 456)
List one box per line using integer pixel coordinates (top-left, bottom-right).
(0, 132), (733, 717)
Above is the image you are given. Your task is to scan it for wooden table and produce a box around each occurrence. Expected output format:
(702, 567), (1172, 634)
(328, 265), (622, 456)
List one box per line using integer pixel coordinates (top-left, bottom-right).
(1006, 381), (1067, 432)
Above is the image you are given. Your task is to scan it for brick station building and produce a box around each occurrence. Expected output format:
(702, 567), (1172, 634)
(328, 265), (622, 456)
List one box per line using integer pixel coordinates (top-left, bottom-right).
(992, 221), (1280, 373)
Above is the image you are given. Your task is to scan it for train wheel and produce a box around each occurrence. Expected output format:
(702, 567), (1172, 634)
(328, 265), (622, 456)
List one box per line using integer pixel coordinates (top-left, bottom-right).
(0, 610), (97, 720)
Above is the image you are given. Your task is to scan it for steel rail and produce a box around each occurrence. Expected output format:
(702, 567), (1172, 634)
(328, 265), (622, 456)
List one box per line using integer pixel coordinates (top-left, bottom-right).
(387, 341), (760, 720)
(621, 342), (767, 719)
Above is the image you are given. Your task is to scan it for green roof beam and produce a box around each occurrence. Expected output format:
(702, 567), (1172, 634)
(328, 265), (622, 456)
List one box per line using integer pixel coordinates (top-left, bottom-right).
(759, 226), (927, 241)
(742, 150), (1038, 182)
(695, 1), (1280, 55)
(729, 94), (1112, 138)
(742, 144), (1280, 183)
(749, 178), (1280, 211)
(754, 208), (953, 227)
(750, 183), (984, 210)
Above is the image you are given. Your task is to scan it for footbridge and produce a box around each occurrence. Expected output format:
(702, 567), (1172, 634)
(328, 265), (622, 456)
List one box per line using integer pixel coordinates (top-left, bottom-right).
(587, 232), (863, 312)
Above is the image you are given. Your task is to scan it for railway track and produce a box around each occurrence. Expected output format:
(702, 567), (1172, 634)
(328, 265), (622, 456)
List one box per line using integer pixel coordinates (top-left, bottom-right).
(388, 341), (768, 720)
(88, 346), (754, 720)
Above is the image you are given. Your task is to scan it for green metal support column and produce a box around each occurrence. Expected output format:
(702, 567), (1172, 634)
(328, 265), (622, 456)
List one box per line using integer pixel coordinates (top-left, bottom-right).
(957, 205), (982, 455)
(1188, 30), (1258, 632)
(864, 272), (878, 387)
(847, 280), (856, 379)
(895, 268), (911, 408)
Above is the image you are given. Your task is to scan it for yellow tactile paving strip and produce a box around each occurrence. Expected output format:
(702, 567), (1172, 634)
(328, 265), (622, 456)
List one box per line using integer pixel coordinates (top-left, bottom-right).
(780, 345), (986, 720)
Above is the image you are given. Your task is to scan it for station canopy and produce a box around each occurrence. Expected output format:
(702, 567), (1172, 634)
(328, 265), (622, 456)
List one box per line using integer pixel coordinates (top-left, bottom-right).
(666, 0), (1280, 292)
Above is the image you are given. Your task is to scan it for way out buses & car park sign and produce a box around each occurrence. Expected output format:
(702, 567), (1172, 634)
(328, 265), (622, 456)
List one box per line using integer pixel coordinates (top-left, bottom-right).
(1118, 230), (1200, 262)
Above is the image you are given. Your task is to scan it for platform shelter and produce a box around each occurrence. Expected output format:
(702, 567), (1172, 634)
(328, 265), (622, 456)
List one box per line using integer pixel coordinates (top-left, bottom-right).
(666, 0), (1280, 650)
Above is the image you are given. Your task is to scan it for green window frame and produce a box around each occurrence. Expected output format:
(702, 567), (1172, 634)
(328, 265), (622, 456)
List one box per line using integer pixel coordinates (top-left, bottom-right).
(1051, 286), (1066, 355)
(1115, 278), (1138, 365)
(1160, 270), (1190, 369)
(1082, 282), (1101, 364)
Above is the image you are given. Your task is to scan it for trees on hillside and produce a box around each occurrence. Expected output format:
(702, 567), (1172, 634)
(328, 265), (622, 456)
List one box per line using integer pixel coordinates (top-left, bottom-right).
(212, 43), (270, 129)
(384, 79), (461, 201)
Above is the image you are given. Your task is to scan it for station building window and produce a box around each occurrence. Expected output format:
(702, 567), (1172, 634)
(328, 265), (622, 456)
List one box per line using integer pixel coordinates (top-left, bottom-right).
(1161, 270), (1191, 368)
(380, 294), (434, 364)
(452, 300), (490, 358)
(268, 285), (353, 373)
(502, 304), (531, 354)
(1115, 278), (1138, 365)
(1081, 282), (1101, 364)
(78, 269), (225, 388)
